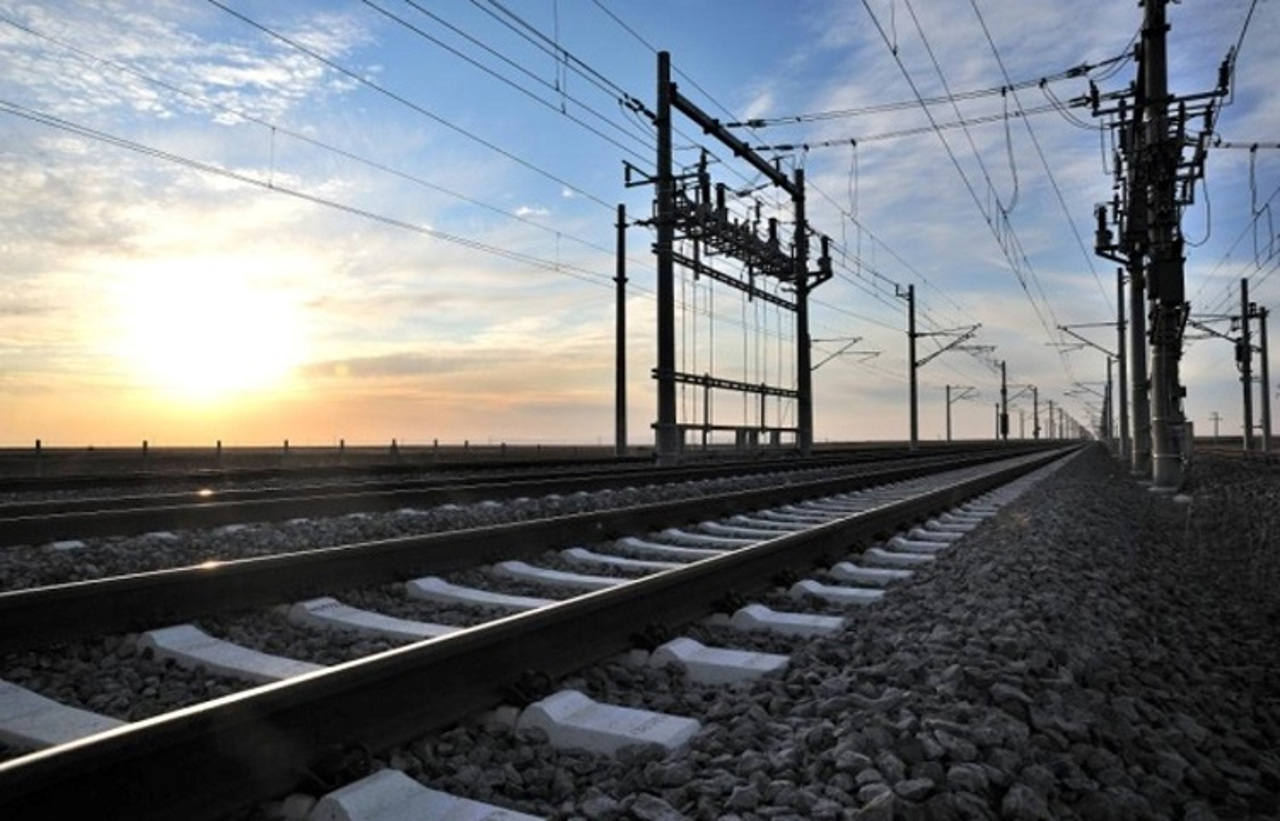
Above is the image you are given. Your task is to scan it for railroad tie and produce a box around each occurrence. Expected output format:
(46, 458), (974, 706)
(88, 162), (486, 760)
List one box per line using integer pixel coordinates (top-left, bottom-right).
(647, 636), (789, 685)
(139, 624), (323, 684)
(0, 678), (124, 751)
(515, 689), (700, 757)
(310, 768), (546, 821)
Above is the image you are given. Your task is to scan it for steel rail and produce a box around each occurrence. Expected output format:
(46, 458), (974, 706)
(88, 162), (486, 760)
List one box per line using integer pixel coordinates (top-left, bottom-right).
(0, 451), (652, 493)
(0, 447), (1054, 653)
(0, 448), (931, 519)
(0, 447), (1029, 548)
(0, 446), (1075, 821)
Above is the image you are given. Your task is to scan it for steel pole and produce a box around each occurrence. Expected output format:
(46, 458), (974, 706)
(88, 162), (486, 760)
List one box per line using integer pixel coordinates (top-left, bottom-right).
(1262, 307), (1272, 452)
(1000, 361), (1008, 442)
(655, 52), (679, 463)
(1117, 268), (1130, 466)
(1129, 258), (1151, 475)
(795, 168), (813, 456)
(1242, 278), (1254, 452)
(615, 204), (628, 456)
(946, 384), (952, 442)
(908, 284), (919, 451)
(1143, 0), (1187, 489)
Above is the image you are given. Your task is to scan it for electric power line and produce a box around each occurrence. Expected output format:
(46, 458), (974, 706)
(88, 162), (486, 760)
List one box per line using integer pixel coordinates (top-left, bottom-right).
(205, 0), (616, 211)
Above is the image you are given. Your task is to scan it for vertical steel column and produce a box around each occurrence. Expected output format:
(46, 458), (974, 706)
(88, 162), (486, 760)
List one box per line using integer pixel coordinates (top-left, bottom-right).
(1117, 268), (1130, 466)
(615, 204), (628, 456)
(654, 52), (679, 463)
(946, 384), (952, 442)
(1262, 307), (1272, 452)
(1129, 258), (1151, 475)
(1241, 278), (1254, 452)
(1105, 357), (1114, 445)
(1047, 400), (1055, 440)
(908, 284), (919, 451)
(1000, 361), (1008, 442)
(1143, 0), (1187, 489)
(1033, 386), (1040, 439)
(794, 168), (813, 456)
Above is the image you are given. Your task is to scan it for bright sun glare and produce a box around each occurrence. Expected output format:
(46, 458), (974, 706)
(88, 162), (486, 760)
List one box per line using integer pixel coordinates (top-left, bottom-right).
(113, 261), (307, 403)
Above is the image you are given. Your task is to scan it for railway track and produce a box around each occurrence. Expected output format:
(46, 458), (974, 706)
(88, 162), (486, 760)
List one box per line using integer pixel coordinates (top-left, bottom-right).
(0, 445), (1041, 549)
(0, 445), (1076, 820)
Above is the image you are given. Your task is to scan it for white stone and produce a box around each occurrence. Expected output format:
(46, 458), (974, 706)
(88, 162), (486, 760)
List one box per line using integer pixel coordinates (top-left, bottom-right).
(140, 625), (322, 684)
(827, 562), (913, 586)
(516, 690), (700, 756)
(862, 547), (936, 567)
(309, 769), (544, 821)
(46, 540), (87, 551)
(0, 678), (124, 750)
(727, 603), (844, 637)
(405, 577), (555, 611)
(560, 547), (679, 572)
(615, 537), (722, 561)
(790, 579), (885, 606)
(287, 598), (458, 642)
(493, 560), (620, 591)
(659, 528), (757, 548)
(649, 637), (788, 684)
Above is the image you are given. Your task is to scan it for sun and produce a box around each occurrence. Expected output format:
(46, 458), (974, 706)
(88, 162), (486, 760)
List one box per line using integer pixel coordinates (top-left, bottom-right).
(110, 259), (307, 403)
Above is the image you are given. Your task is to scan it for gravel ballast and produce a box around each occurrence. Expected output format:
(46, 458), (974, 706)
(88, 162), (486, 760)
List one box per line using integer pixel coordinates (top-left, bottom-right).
(355, 445), (1280, 821)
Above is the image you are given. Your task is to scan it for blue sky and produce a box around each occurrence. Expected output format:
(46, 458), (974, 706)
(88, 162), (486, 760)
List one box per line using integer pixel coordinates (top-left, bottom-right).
(0, 0), (1276, 447)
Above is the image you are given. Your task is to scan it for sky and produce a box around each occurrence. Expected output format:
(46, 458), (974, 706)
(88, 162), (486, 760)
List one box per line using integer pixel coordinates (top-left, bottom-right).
(0, 0), (1276, 448)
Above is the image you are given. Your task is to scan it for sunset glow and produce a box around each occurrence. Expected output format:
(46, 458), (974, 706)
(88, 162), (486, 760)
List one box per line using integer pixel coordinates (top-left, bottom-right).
(109, 260), (307, 405)
(0, 2), (1274, 447)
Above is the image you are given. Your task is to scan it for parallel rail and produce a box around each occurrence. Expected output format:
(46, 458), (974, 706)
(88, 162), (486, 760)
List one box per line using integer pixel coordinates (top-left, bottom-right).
(0, 447), (1050, 653)
(0, 446), (1043, 548)
(0, 446), (1075, 821)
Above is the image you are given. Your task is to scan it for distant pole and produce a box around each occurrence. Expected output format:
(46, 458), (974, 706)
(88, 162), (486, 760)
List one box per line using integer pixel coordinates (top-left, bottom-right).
(1047, 400), (1055, 440)
(1032, 386), (1040, 439)
(1105, 356), (1114, 445)
(999, 361), (1008, 442)
(993, 403), (999, 439)
(1117, 268), (1130, 466)
(908, 284), (919, 451)
(1209, 411), (1222, 441)
(1242, 278), (1254, 452)
(615, 203), (628, 456)
(946, 384), (952, 442)
(1261, 306), (1272, 452)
